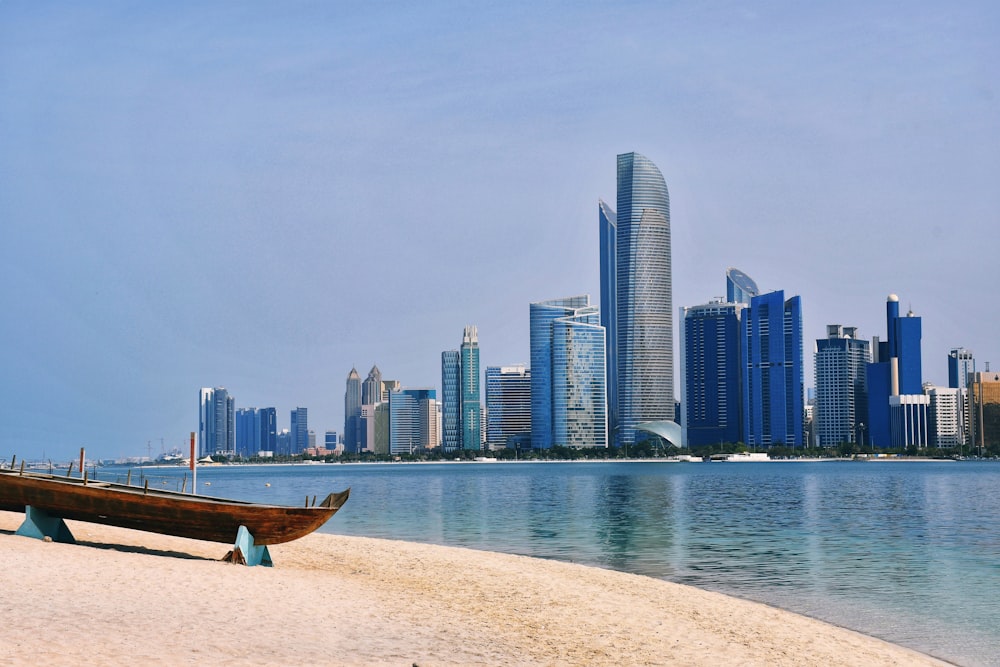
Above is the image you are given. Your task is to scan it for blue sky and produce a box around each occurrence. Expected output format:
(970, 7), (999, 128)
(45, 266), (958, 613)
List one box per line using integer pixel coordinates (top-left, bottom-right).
(2, 2), (998, 461)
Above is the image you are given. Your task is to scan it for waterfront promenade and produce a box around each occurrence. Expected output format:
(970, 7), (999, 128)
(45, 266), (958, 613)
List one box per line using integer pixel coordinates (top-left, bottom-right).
(2, 510), (948, 666)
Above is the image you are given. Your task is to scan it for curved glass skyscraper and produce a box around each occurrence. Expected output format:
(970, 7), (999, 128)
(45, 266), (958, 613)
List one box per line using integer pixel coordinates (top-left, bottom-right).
(605, 152), (673, 446)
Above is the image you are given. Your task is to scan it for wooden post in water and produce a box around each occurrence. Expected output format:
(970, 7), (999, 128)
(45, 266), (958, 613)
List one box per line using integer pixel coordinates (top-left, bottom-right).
(66, 461), (73, 477)
(79, 448), (85, 478)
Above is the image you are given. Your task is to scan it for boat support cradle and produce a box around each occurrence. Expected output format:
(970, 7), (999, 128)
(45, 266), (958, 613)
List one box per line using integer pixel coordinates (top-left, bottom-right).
(15, 507), (271, 567)
(16, 505), (76, 544)
(221, 525), (273, 567)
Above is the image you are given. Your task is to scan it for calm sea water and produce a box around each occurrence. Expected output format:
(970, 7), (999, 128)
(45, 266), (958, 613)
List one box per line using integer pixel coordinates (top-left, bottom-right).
(116, 460), (999, 666)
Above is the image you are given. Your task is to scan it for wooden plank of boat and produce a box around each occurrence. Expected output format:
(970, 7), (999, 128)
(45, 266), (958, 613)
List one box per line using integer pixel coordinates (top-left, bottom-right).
(0, 467), (349, 545)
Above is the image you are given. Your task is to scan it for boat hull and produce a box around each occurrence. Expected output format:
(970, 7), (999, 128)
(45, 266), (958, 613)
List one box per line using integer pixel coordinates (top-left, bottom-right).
(0, 469), (349, 545)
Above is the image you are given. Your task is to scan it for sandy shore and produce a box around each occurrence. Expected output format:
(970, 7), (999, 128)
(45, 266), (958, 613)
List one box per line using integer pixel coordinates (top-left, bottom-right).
(1, 510), (949, 666)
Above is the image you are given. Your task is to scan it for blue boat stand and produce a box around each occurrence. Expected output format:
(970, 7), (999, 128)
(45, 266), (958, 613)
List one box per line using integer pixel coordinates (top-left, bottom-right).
(15, 505), (76, 543)
(16, 506), (272, 567)
(222, 525), (273, 567)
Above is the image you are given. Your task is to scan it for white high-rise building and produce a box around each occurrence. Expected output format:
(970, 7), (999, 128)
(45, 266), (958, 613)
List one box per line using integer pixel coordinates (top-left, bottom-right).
(925, 385), (968, 448)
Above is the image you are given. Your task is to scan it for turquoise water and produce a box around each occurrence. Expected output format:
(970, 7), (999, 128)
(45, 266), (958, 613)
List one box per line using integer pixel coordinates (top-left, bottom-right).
(121, 460), (999, 666)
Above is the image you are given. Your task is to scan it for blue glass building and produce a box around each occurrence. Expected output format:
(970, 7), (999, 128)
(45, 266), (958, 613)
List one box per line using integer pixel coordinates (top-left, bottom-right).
(599, 199), (618, 440)
(259, 407), (277, 454)
(602, 152), (673, 447)
(681, 300), (745, 447)
(389, 388), (436, 455)
(866, 294), (924, 447)
(235, 407), (257, 458)
(343, 368), (362, 454)
(741, 291), (805, 448)
(290, 407), (308, 455)
(530, 296), (607, 448)
(441, 350), (461, 451)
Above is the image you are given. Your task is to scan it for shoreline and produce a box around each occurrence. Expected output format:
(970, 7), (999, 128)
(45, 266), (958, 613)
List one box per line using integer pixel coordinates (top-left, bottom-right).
(2, 509), (952, 666)
(59, 455), (963, 471)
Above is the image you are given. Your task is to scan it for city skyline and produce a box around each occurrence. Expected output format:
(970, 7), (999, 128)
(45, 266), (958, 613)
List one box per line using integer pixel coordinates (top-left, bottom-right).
(2, 3), (997, 460)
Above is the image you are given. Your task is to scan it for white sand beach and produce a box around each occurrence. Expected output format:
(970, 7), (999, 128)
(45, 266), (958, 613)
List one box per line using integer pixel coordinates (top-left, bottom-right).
(1, 509), (949, 666)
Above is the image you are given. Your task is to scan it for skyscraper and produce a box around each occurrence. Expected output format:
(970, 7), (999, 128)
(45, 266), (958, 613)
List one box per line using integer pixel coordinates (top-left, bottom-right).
(235, 407), (262, 457)
(485, 365), (532, 450)
(291, 407), (308, 455)
(599, 199), (618, 440)
(530, 296), (607, 448)
(388, 388), (437, 455)
(259, 407), (277, 454)
(460, 326), (481, 451)
(866, 295), (924, 447)
(681, 300), (746, 447)
(741, 291), (805, 448)
(362, 365), (383, 405)
(344, 368), (362, 454)
(600, 152), (673, 447)
(948, 348), (975, 391)
(441, 350), (461, 452)
(814, 325), (871, 448)
(199, 387), (234, 457)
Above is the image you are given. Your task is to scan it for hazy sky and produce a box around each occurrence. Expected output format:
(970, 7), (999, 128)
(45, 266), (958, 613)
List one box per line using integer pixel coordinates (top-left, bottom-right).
(2, 2), (997, 461)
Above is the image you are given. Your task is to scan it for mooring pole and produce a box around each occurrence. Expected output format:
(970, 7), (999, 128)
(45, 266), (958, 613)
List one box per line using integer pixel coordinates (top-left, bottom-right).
(190, 432), (197, 496)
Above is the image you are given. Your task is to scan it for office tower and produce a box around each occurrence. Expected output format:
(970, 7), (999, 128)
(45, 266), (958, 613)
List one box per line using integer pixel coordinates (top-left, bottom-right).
(599, 199), (618, 440)
(814, 325), (871, 447)
(291, 407), (308, 455)
(276, 429), (291, 456)
(968, 370), (1000, 451)
(681, 300), (746, 447)
(948, 348), (975, 391)
(461, 326), (481, 451)
(235, 407), (263, 458)
(374, 403), (390, 454)
(236, 408), (252, 457)
(741, 291), (805, 448)
(388, 388), (437, 455)
(441, 350), (461, 451)
(362, 365), (383, 405)
(485, 364), (532, 450)
(199, 387), (234, 457)
(866, 295), (925, 447)
(530, 296), (607, 448)
(925, 385), (967, 448)
(259, 407), (277, 454)
(726, 267), (760, 304)
(344, 368), (362, 454)
(324, 431), (338, 451)
(600, 152), (673, 448)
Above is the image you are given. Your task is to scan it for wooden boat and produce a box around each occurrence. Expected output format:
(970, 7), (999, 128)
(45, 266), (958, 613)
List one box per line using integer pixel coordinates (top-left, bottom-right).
(0, 465), (349, 546)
